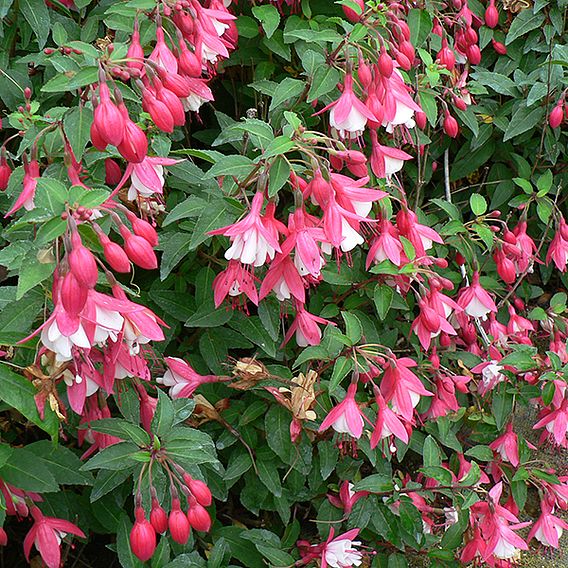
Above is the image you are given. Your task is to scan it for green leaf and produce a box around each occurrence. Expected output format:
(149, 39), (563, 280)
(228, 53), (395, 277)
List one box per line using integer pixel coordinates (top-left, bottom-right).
(26, 441), (94, 485)
(90, 468), (134, 502)
(307, 65), (340, 102)
(353, 474), (394, 493)
(16, 250), (55, 300)
(328, 356), (354, 394)
(472, 71), (517, 96)
(470, 194), (487, 216)
(255, 545), (295, 566)
(269, 78), (305, 112)
(506, 10), (546, 44)
(503, 106), (545, 142)
(492, 384), (514, 430)
(162, 427), (218, 467)
(262, 135), (295, 158)
(268, 156), (290, 197)
(341, 311), (362, 344)
(88, 418), (150, 447)
(159, 232), (193, 280)
(318, 440), (338, 480)
(423, 435), (443, 467)
(465, 445), (493, 461)
(152, 390), (175, 438)
(374, 284), (394, 320)
(257, 454), (282, 497)
(265, 405), (293, 462)
(20, 0), (51, 48)
(228, 314), (276, 357)
(81, 442), (145, 471)
(252, 4), (280, 39)
(0, 447), (58, 492)
(64, 106), (93, 161)
(407, 9), (432, 48)
(185, 304), (233, 328)
(205, 155), (256, 179)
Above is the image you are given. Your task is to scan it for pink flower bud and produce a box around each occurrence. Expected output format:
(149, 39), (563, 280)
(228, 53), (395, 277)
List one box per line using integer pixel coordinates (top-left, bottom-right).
(0, 156), (12, 191)
(160, 72), (192, 98)
(342, 0), (364, 22)
(466, 44), (481, 65)
(399, 40), (415, 65)
(117, 108), (148, 163)
(453, 96), (467, 111)
(69, 233), (99, 288)
(173, 12), (194, 36)
(150, 499), (168, 534)
(491, 39), (507, 55)
(485, 0), (499, 28)
(130, 507), (156, 562)
(357, 59), (372, 89)
(0, 527), (7, 546)
(186, 477), (212, 507)
(187, 501), (212, 532)
(60, 272), (88, 316)
(178, 41), (202, 77)
(105, 158), (122, 186)
(127, 21), (145, 71)
(90, 120), (108, 151)
(378, 49), (394, 78)
(550, 102), (564, 129)
(142, 89), (175, 133)
(437, 40), (455, 71)
(155, 81), (186, 127)
(125, 211), (159, 246)
(415, 111), (427, 129)
(465, 27), (478, 45)
(98, 232), (131, 273)
(93, 82), (125, 147)
(395, 50), (412, 71)
(169, 499), (191, 544)
(119, 225), (158, 270)
(443, 111), (459, 138)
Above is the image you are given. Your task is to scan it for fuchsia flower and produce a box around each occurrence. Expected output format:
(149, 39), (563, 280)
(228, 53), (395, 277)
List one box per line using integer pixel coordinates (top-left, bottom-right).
(283, 303), (334, 347)
(533, 399), (568, 447)
(150, 26), (178, 73)
(369, 130), (413, 179)
(209, 192), (281, 267)
(381, 356), (433, 421)
(319, 383), (365, 439)
(366, 219), (405, 267)
(24, 507), (85, 568)
(327, 481), (368, 515)
(319, 73), (378, 139)
(380, 68), (422, 132)
(489, 423), (520, 467)
(370, 387), (409, 450)
(457, 272), (497, 320)
(322, 528), (363, 568)
(260, 253), (305, 302)
(5, 156), (40, 217)
(546, 218), (568, 271)
(471, 359), (506, 396)
(411, 298), (457, 350)
(528, 499), (568, 548)
(396, 208), (443, 258)
(157, 357), (218, 398)
(212, 260), (259, 307)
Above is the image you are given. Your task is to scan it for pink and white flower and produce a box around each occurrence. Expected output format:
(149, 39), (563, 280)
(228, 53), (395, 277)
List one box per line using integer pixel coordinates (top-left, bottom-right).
(157, 357), (218, 398)
(528, 500), (568, 548)
(457, 272), (497, 320)
(319, 383), (365, 439)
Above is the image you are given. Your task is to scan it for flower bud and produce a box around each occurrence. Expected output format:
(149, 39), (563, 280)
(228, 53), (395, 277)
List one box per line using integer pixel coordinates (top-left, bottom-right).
(169, 499), (191, 544)
(161, 72), (192, 98)
(378, 49), (394, 78)
(69, 233), (99, 288)
(184, 476), (212, 507)
(549, 102), (564, 129)
(0, 157), (12, 191)
(491, 39), (507, 55)
(60, 272), (88, 316)
(90, 120), (108, 151)
(187, 501), (212, 532)
(150, 499), (168, 534)
(97, 231), (131, 273)
(399, 40), (415, 65)
(178, 41), (202, 77)
(443, 111), (459, 138)
(342, 0), (364, 22)
(485, 0), (499, 28)
(119, 225), (158, 270)
(466, 44), (481, 65)
(415, 111), (427, 130)
(117, 113), (148, 163)
(127, 20), (145, 72)
(130, 507), (156, 562)
(142, 89), (175, 133)
(105, 158), (122, 186)
(93, 82), (125, 147)
(0, 528), (7, 546)
(125, 211), (159, 246)
(155, 82), (186, 127)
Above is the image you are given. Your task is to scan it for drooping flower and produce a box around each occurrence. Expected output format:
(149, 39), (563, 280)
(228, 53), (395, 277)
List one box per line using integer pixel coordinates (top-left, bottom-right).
(527, 500), (568, 548)
(370, 387), (409, 450)
(283, 303), (334, 347)
(212, 260), (259, 307)
(321, 528), (363, 568)
(319, 383), (365, 439)
(369, 130), (413, 179)
(156, 357), (218, 398)
(209, 192), (281, 267)
(5, 156), (40, 217)
(457, 272), (497, 320)
(489, 422), (520, 467)
(24, 507), (85, 568)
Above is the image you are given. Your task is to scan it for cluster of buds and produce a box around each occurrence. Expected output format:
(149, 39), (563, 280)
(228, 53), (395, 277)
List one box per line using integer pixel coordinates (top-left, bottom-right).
(130, 468), (213, 562)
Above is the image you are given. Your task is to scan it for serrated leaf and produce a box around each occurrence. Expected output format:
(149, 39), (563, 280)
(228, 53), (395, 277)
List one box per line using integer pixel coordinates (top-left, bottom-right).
(20, 0), (50, 48)
(252, 4), (280, 39)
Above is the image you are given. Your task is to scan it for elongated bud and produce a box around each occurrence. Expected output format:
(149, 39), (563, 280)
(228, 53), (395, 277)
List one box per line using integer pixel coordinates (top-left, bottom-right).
(550, 101), (564, 129)
(0, 527), (6, 547)
(415, 111), (427, 130)
(437, 40), (455, 71)
(178, 40), (202, 77)
(160, 71), (192, 98)
(342, 0), (364, 22)
(93, 82), (125, 147)
(169, 499), (191, 544)
(130, 507), (156, 562)
(142, 88), (175, 133)
(127, 20), (145, 71)
(69, 232), (98, 287)
(154, 80), (186, 127)
(443, 111), (459, 138)
(90, 119), (108, 151)
(399, 40), (415, 65)
(117, 107), (148, 163)
(357, 58), (372, 89)
(150, 499), (168, 534)
(0, 155), (12, 190)
(119, 225), (158, 270)
(395, 49), (412, 71)
(125, 211), (159, 246)
(105, 158), (122, 186)
(187, 500), (212, 532)
(485, 0), (499, 28)
(60, 272), (88, 316)
(96, 230), (131, 273)
(466, 44), (481, 65)
(378, 49), (394, 78)
(183, 475), (212, 507)
(491, 39), (507, 55)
